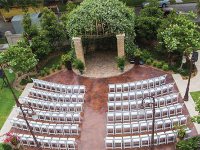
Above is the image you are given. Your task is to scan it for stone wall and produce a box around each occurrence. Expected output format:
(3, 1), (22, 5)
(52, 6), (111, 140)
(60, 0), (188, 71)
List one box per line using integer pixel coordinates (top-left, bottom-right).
(5, 31), (22, 45)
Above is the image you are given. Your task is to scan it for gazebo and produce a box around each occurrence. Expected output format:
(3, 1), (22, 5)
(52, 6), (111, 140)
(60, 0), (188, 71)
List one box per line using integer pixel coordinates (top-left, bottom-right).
(65, 0), (135, 66)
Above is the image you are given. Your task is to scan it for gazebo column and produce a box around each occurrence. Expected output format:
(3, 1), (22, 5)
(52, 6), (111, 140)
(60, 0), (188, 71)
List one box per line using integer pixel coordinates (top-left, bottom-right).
(116, 33), (125, 57)
(72, 37), (85, 65)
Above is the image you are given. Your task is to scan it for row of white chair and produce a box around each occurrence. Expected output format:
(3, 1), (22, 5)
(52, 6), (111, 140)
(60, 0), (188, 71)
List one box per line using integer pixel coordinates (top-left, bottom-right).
(17, 134), (76, 150)
(106, 115), (187, 135)
(108, 93), (179, 112)
(107, 103), (184, 123)
(21, 97), (83, 112)
(17, 108), (81, 123)
(11, 118), (80, 135)
(105, 129), (191, 149)
(109, 75), (167, 93)
(108, 83), (174, 102)
(32, 78), (85, 94)
(29, 88), (84, 103)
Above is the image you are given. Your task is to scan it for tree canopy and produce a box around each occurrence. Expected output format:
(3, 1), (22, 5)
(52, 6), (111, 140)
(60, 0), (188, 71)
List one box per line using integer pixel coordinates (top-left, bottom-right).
(135, 0), (163, 41)
(41, 7), (66, 49)
(65, 0), (135, 37)
(158, 12), (200, 56)
(0, 40), (38, 74)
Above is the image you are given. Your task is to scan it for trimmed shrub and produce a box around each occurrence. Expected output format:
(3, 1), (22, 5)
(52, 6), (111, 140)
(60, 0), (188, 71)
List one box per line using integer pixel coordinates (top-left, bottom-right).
(162, 64), (169, 71)
(176, 136), (200, 150)
(40, 70), (46, 77)
(56, 64), (62, 70)
(0, 143), (12, 150)
(156, 61), (163, 68)
(73, 59), (85, 74)
(152, 60), (158, 67)
(52, 64), (57, 72)
(141, 50), (151, 61)
(116, 56), (126, 72)
(145, 58), (152, 65)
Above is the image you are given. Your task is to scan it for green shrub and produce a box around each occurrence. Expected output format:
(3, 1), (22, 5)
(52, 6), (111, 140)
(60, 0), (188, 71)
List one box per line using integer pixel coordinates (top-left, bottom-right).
(116, 56), (126, 72)
(40, 70), (46, 77)
(62, 50), (75, 64)
(0, 143), (12, 150)
(73, 59), (85, 74)
(156, 61), (163, 68)
(20, 78), (32, 85)
(52, 64), (57, 71)
(176, 136), (200, 150)
(141, 50), (152, 61)
(134, 48), (143, 57)
(162, 64), (169, 71)
(56, 64), (62, 70)
(152, 60), (158, 67)
(145, 58), (152, 65)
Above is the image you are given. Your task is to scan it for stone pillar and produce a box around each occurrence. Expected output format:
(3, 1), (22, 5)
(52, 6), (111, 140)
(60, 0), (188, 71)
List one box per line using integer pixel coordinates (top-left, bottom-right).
(5, 31), (22, 45)
(116, 33), (125, 57)
(72, 37), (85, 65)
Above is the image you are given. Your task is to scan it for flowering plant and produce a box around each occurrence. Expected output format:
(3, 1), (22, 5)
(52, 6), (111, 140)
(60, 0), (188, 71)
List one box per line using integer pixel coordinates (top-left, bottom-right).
(4, 132), (20, 146)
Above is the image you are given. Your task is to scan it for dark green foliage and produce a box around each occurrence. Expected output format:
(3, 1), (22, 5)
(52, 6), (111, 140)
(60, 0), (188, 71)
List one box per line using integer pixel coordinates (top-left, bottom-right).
(41, 7), (67, 50)
(120, 0), (146, 6)
(145, 58), (152, 65)
(162, 64), (169, 71)
(135, 0), (163, 41)
(156, 61), (163, 68)
(176, 136), (200, 150)
(116, 56), (125, 72)
(141, 50), (152, 61)
(0, 143), (12, 150)
(73, 59), (85, 74)
(31, 31), (51, 60)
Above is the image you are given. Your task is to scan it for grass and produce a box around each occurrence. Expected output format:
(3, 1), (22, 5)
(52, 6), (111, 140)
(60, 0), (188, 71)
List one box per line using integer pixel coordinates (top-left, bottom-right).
(190, 91), (200, 102)
(0, 70), (21, 129)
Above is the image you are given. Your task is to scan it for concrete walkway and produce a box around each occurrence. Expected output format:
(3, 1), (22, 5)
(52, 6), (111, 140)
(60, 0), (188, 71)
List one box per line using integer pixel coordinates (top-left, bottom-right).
(173, 50), (200, 134)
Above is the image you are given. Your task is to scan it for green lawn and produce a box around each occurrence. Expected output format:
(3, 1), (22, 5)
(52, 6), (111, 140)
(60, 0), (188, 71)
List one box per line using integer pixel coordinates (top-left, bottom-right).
(190, 91), (200, 102)
(0, 70), (21, 129)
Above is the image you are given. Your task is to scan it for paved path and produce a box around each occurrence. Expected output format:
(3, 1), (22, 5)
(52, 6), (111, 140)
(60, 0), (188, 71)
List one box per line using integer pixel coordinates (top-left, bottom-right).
(171, 3), (197, 12)
(172, 50), (200, 134)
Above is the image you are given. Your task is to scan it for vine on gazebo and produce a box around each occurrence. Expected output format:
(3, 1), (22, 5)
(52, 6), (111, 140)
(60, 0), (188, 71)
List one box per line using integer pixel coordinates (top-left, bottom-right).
(65, 0), (136, 55)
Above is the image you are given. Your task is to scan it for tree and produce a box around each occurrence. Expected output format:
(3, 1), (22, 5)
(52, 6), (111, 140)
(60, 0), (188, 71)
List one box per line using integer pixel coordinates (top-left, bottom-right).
(65, 0), (135, 56)
(65, 0), (135, 37)
(158, 12), (200, 60)
(41, 7), (66, 49)
(135, 0), (163, 41)
(31, 31), (51, 60)
(22, 13), (39, 40)
(1, 41), (38, 74)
